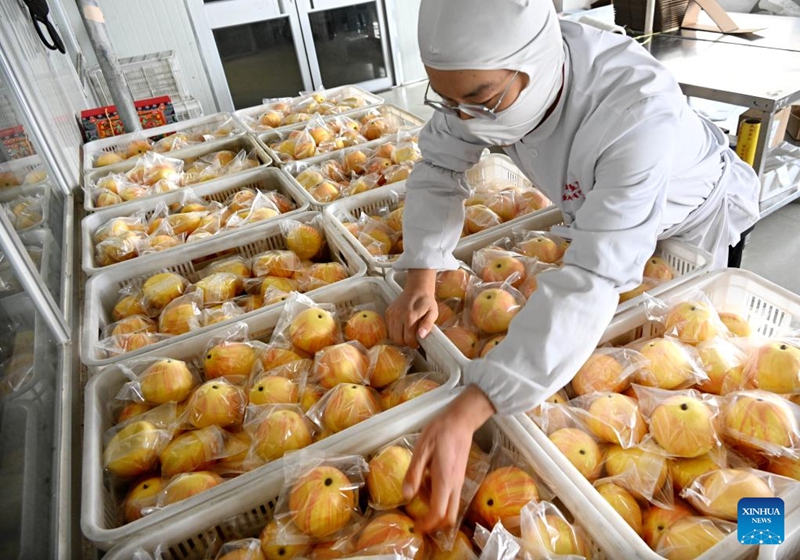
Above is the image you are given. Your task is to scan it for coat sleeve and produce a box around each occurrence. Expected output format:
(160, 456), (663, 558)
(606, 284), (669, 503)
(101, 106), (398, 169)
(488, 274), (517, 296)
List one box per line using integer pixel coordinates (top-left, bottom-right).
(463, 97), (681, 415)
(393, 112), (488, 271)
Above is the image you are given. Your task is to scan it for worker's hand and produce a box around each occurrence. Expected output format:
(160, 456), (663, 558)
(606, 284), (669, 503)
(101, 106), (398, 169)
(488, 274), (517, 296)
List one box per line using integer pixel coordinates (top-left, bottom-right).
(386, 268), (438, 349)
(403, 385), (496, 533)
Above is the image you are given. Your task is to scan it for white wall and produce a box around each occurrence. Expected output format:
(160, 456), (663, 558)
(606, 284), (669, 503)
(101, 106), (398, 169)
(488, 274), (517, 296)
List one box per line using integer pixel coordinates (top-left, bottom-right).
(61, 0), (217, 114)
(390, 0), (426, 84)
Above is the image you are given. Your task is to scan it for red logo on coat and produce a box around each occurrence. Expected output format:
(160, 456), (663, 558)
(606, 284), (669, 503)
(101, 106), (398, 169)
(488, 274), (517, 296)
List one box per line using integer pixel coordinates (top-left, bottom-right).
(562, 180), (584, 202)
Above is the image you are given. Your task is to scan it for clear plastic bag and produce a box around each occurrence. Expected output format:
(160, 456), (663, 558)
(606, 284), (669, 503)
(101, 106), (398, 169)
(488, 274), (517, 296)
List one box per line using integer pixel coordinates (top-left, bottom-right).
(597, 439), (674, 508)
(158, 290), (204, 335)
(695, 336), (748, 394)
(351, 510), (426, 558)
(570, 392), (648, 448)
(214, 538), (264, 560)
(468, 446), (544, 535)
(269, 292), (342, 355)
(654, 516), (736, 560)
(280, 218), (327, 261)
(202, 301), (246, 328)
(158, 425), (229, 478)
(141, 271), (190, 316)
(154, 470), (224, 508)
(472, 247), (531, 288)
(380, 372), (442, 409)
(570, 347), (648, 396)
(102, 415), (174, 478)
(122, 475), (165, 524)
(643, 292), (729, 345)
(465, 280), (526, 336)
(520, 500), (594, 559)
(635, 385), (723, 459)
(243, 403), (316, 467)
(202, 326), (261, 382)
(271, 453), (368, 545)
(313, 341), (370, 389)
(547, 426), (603, 482)
(199, 255), (253, 280)
(722, 390), (800, 457)
(741, 337), (800, 394)
(682, 467), (788, 521)
(630, 336), (708, 390)
(116, 356), (199, 405)
(342, 306), (389, 349)
(365, 435), (417, 511)
(308, 382), (383, 434)
(475, 521), (522, 560)
(512, 231), (568, 264)
(180, 378), (247, 430)
(367, 343), (415, 389)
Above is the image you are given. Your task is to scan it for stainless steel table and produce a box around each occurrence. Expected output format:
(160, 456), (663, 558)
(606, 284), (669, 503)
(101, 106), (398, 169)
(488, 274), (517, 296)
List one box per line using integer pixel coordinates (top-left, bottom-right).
(644, 33), (800, 215)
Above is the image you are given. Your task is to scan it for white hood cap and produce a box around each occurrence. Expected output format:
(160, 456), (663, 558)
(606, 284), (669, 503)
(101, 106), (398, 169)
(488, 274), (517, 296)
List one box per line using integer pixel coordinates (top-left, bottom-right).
(418, 0), (565, 74)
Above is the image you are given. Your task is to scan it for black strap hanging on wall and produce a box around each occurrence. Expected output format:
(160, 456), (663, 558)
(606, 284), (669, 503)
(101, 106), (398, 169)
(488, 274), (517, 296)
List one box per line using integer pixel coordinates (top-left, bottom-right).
(22, 0), (66, 54)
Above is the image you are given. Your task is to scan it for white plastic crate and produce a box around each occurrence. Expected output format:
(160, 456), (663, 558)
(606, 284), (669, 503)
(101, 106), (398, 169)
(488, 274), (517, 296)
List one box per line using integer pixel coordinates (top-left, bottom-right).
(385, 207), (712, 368)
(80, 211), (367, 368)
(82, 278), (460, 549)
(465, 153), (533, 191)
(0, 400), (45, 560)
(80, 167), (309, 276)
(391, 206), (712, 314)
(256, 104), (426, 168)
(233, 85), (385, 134)
(173, 96), (204, 121)
(83, 135), (272, 213)
(517, 268), (800, 560)
(82, 113), (246, 173)
(0, 154), (49, 189)
(758, 507), (800, 559)
(281, 128), (421, 211)
(87, 51), (190, 106)
(323, 156), (559, 275)
(100, 391), (619, 559)
(0, 183), (51, 234)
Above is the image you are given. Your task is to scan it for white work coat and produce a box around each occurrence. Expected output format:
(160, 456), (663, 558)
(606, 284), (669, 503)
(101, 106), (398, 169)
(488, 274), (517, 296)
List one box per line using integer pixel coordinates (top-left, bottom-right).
(394, 20), (760, 415)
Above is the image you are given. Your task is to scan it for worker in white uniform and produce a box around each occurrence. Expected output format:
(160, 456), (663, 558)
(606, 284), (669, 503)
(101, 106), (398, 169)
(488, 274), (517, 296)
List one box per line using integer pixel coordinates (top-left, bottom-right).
(386, 0), (761, 533)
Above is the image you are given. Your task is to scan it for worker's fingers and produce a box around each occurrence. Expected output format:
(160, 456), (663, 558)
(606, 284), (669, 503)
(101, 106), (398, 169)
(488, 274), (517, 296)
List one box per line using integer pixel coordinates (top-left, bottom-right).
(386, 307), (405, 345)
(402, 309), (423, 348)
(445, 475), (462, 529)
(419, 461), (450, 533)
(417, 306), (438, 340)
(403, 438), (432, 500)
(386, 300), (412, 345)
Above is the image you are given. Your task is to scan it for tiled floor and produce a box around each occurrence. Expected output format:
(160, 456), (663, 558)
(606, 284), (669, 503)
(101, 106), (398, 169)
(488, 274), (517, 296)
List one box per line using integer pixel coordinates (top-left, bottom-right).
(742, 199), (800, 294)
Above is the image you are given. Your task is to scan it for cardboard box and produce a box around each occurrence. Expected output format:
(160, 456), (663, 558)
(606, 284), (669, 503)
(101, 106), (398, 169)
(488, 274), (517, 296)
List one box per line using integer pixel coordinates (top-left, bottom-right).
(0, 126), (36, 159)
(787, 105), (800, 141)
(737, 107), (790, 150)
(79, 96), (177, 142)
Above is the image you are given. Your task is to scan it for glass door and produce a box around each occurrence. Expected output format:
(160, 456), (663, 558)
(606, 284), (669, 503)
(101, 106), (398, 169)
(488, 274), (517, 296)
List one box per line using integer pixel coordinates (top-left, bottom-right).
(296, 0), (395, 92)
(188, 0), (314, 111)
(0, 1), (81, 556)
(188, 0), (395, 111)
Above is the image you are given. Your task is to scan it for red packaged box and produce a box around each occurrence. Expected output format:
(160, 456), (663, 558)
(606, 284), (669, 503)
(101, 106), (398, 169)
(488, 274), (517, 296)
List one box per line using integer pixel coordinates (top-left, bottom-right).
(80, 96), (177, 142)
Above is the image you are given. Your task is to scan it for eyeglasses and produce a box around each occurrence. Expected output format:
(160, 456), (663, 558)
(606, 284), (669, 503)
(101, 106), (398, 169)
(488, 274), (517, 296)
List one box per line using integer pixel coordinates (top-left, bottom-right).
(423, 71), (520, 120)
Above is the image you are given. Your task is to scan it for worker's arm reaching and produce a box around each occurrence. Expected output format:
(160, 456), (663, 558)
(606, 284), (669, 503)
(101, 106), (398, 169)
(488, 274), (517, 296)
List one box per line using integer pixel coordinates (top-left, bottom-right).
(387, 111), (487, 348)
(393, 97), (680, 532)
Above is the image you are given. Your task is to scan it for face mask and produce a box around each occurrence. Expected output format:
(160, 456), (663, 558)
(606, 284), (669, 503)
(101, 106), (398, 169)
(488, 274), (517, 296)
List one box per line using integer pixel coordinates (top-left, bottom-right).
(457, 50), (564, 146)
(418, 0), (565, 146)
